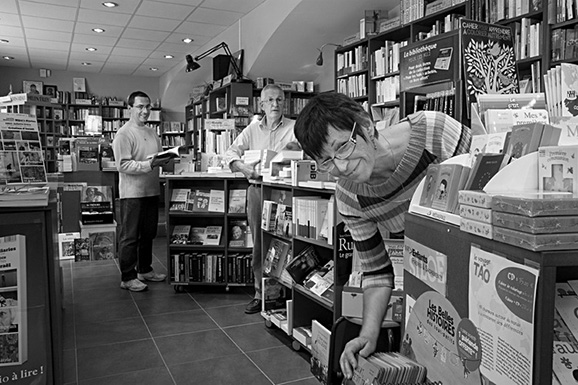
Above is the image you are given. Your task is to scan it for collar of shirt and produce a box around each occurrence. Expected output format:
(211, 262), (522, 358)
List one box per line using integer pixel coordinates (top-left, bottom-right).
(259, 116), (285, 131)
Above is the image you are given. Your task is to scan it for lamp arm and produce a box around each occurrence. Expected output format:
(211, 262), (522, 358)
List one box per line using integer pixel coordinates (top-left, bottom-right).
(194, 42), (243, 80)
(319, 43), (341, 51)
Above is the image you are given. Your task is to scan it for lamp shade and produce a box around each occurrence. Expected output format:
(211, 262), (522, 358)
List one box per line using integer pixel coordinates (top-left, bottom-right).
(185, 54), (200, 72)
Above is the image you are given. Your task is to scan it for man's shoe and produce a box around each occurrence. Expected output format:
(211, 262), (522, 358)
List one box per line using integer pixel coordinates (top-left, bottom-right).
(120, 279), (148, 292)
(137, 271), (167, 282)
(245, 299), (262, 314)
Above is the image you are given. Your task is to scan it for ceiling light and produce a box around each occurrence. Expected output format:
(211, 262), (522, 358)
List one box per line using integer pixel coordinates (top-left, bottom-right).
(164, 55), (174, 59)
(92, 28), (105, 33)
(182, 38), (193, 44)
(82, 62), (91, 66)
(102, 2), (118, 7)
(86, 47), (97, 52)
(150, 67), (158, 71)
(2, 56), (14, 60)
(0, 39), (9, 44)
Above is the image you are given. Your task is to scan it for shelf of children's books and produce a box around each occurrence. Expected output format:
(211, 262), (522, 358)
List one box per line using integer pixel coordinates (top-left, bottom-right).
(169, 244), (225, 251)
(372, 100), (400, 108)
(416, 2), (467, 26)
(294, 284), (333, 310)
(371, 71), (400, 81)
(337, 68), (369, 79)
(292, 235), (333, 250)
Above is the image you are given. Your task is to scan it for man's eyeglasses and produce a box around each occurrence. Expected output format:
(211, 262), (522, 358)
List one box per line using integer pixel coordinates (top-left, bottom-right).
(262, 98), (285, 105)
(134, 104), (152, 111)
(317, 121), (357, 172)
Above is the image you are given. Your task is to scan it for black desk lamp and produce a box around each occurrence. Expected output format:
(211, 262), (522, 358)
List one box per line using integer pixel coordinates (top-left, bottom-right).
(185, 41), (243, 81)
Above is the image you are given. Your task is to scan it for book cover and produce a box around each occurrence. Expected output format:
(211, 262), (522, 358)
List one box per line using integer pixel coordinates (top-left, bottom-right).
(465, 153), (506, 191)
(204, 226), (222, 245)
(228, 189), (247, 213)
(274, 204), (292, 237)
(505, 122), (545, 161)
(80, 185), (113, 225)
(263, 238), (291, 278)
(189, 227), (206, 245)
(310, 320), (331, 384)
(484, 109), (549, 133)
(461, 19), (519, 106)
(75, 137), (100, 171)
(228, 220), (248, 247)
(89, 231), (116, 260)
(74, 237), (92, 262)
(430, 164), (465, 212)
(538, 145), (578, 193)
(58, 232), (79, 260)
(262, 277), (289, 311)
(560, 63), (578, 117)
(419, 164), (440, 207)
(261, 200), (278, 231)
(170, 225), (191, 245)
(285, 246), (321, 284)
(552, 341), (578, 384)
(207, 189), (225, 213)
(169, 188), (189, 211)
(146, 145), (186, 160)
(0, 234), (27, 366)
(192, 189), (210, 212)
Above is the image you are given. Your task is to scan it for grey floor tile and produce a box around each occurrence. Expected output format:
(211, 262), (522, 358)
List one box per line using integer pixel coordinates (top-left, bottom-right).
(204, 303), (263, 328)
(143, 309), (219, 337)
(77, 339), (164, 381)
(169, 354), (272, 385)
(73, 285), (132, 304)
(224, 323), (286, 352)
(278, 377), (321, 385)
(75, 316), (150, 348)
(134, 292), (200, 316)
(155, 329), (241, 365)
(72, 273), (121, 291)
(248, 345), (312, 384)
(189, 287), (253, 308)
(74, 298), (140, 324)
(78, 367), (174, 385)
(72, 263), (119, 278)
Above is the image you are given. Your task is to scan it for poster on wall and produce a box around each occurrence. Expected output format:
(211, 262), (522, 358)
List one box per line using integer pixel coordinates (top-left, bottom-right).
(402, 290), (483, 384)
(403, 236), (448, 296)
(468, 245), (539, 385)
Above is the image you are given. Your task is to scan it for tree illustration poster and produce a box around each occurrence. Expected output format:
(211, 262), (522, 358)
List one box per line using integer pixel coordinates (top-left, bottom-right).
(461, 19), (519, 105)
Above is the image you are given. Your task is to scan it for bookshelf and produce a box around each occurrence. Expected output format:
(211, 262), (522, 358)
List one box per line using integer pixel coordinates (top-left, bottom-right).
(252, 89), (317, 120)
(164, 175), (252, 291)
(0, 95), (65, 173)
(259, 182), (353, 350)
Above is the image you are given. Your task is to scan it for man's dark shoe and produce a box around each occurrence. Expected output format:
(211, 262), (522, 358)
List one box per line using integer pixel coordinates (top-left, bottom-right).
(245, 299), (262, 314)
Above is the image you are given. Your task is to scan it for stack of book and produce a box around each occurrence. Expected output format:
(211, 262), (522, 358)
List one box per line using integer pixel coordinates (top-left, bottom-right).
(458, 190), (494, 239)
(345, 352), (427, 385)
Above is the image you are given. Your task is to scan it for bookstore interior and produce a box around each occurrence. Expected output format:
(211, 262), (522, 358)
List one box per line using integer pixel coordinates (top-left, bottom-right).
(3, 0), (578, 384)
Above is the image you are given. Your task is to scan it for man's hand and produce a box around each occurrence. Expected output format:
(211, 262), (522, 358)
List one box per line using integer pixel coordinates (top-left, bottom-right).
(150, 155), (172, 169)
(339, 335), (376, 380)
(231, 159), (260, 180)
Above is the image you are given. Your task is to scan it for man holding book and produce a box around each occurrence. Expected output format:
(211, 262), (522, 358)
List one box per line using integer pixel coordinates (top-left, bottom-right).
(224, 84), (299, 314)
(113, 91), (171, 292)
(294, 92), (471, 379)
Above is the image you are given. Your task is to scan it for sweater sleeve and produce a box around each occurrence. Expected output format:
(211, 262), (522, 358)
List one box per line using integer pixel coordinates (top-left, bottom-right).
(112, 131), (153, 175)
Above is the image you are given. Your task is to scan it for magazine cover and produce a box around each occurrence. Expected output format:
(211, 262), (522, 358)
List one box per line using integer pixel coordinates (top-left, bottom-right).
(461, 19), (519, 106)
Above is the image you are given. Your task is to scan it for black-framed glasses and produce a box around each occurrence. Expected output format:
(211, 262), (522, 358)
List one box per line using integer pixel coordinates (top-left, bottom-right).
(317, 121), (357, 172)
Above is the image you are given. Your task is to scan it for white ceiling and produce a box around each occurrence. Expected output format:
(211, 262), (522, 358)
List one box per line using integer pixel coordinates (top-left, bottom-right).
(0, 0), (266, 77)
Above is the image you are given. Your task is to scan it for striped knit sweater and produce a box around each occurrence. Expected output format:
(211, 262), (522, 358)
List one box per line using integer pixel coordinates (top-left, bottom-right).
(336, 111), (471, 290)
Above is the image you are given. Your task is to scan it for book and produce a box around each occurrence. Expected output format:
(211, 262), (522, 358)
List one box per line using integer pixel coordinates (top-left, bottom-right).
(228, 189), (247, 213)
(170, 225), (191, 245)
(169, 188), (189, 211)
(76, 137), (100, 171)
(419, 164), (440, 207)
(189, 227), (206, 245)
(208, 189), (225, 212)
(74, 237), (92, 262)
(204, 226), (222, 245)
(146, 145), (187, 160)
(192, 189), (210, 212)
(285, 246), (321, 284)
(261, 200), (278, 231)
(484, 109), (550, 133)
(310, 320), (331, 384)
(505, 122), (546, 161)
(430, 164), (469, 212)
(89, 231), (116, 260)
(0, 234), (27, 366)
(274, 204), (292, 237)
(58, 232), (79, 260)
(262, 277), (289, 311)
(263, 238), (291, 278)
(560, 63), (578, 117)
(538, 145), (578, 193)
(228, 220), (248, 247)
(552, 341), (578, 384)
(464, 153), (506, 191)
(80, 185), (114, 225)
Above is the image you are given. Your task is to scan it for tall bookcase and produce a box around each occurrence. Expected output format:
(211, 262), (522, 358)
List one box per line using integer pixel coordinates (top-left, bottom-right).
(164, 175), (252, 291)
(252, 89), (317, 120)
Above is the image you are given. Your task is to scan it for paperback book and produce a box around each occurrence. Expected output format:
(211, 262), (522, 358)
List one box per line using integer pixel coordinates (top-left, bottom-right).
(169, 188), (189, 211)
(263, 238), (291, 278)
(58, 232), (79, 260)
(228, 189), (247, 213)
(285, 246), (321, 284)
(204, 226), (222, 245)
(171, 225), (191, 245)
(228, 220), (249, 247)
(208, 189), (225, 212)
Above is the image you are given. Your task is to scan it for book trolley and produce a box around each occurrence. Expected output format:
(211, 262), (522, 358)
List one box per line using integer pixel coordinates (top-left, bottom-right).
(404, 153), (578, 384)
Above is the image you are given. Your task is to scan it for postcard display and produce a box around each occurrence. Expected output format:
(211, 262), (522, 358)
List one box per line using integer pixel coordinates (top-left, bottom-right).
(0, 113), (47, 185)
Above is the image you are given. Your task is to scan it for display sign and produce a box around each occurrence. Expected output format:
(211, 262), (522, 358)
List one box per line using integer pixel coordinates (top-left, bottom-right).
(403, 236), (447, 296)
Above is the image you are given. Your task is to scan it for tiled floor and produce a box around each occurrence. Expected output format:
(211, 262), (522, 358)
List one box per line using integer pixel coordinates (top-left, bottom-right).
(61, 236), (319, 385)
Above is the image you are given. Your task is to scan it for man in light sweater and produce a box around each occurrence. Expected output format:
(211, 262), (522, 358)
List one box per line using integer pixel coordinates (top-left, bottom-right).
(113, 91), (170, 292)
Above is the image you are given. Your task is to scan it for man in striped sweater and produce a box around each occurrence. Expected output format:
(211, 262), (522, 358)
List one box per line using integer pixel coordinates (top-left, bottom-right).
(295, 92), (471, 379)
